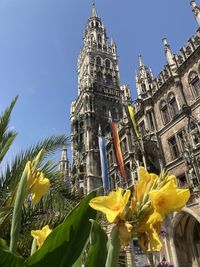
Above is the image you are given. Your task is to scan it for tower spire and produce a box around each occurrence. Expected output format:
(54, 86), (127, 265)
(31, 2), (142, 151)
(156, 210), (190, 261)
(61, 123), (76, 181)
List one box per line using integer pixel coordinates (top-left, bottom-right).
(190, 0), (200, 26)
(162, 38), (176, 67)
(138, 54), (144, 67)
(92, 0), (97, 17)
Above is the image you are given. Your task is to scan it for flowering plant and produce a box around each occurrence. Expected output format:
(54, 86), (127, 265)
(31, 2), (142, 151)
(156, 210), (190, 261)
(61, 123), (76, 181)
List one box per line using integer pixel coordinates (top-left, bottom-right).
(0, 149), (190, 267)
(89, 167), (190, 266)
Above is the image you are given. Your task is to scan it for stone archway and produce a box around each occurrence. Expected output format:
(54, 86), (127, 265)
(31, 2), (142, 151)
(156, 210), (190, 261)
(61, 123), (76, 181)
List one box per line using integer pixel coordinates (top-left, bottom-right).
(173, 210), (200, 267)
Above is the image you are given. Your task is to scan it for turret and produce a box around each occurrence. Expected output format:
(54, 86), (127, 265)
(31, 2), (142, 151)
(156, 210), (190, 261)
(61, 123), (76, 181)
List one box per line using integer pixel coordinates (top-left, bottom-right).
(59, 145), (70, 186)
(135, 54), (154, 99)
(162, 38), (176, 74)
(190, 0), (200, 26)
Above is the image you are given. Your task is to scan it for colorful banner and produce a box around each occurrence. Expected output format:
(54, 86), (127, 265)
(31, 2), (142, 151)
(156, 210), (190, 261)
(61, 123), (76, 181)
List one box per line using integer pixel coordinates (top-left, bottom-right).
(98, 135), (110, 192)
(111, 122), (126, 182)
(127, 105), (140, 139)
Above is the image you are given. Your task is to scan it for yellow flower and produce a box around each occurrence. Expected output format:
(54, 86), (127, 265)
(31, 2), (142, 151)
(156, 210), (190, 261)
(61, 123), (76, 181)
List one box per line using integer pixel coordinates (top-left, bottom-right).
(138, 225), (162, 252)
(118, 222), (133, 246)
(149, 180), (190, 220)
(131, 167), (158, 213)
(26, 161), (50, 204)
(89, 187), (131, 223)
(31, 225), (52, 248)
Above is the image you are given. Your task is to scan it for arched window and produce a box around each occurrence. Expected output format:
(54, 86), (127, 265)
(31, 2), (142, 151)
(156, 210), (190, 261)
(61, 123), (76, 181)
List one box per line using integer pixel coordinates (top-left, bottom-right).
(85, 95), (89, 111)
(141, 83), (146, 93)
(113, 107), (119, 121)
(102, 105), (108, 118)
(189, 71), (200, 97)
(91, 34), (95, 44)
(96, 56), (101, 65)
(97, 34), (102, 43)
(97, 72), (103, 82)
(106, 74), (113, 85)
(160, 100), (170, 125)
(168, 93), (179, 117)
(105, 59), (111, 68)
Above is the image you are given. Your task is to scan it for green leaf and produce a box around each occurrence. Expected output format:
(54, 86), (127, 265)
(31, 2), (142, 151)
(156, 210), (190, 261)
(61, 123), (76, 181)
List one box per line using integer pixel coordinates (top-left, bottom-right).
(26, 190), (97, 267)
(0, 238), (24, 267)
(85, 220), (108, 267)
(105, 226), (120, 267)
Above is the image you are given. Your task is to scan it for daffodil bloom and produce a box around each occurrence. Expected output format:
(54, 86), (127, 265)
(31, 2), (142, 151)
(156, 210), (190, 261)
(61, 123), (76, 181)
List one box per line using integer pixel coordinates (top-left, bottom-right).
(31, 225), (52, 248)
(149, 180), (190, 221)
(26, 161), (50, 204)
(89, 187), (131, 223)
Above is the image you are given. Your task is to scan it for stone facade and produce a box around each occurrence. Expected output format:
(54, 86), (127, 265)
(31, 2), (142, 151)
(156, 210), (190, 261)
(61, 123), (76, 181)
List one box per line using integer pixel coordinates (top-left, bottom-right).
(68, 1), (200, 266)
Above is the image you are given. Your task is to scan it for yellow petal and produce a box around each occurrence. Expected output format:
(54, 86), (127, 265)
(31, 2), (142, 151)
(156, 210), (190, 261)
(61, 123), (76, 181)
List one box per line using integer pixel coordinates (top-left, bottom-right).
(137, 225), (162, 252)
(135, 167), (158, 203)
(118, 222), (133, 246)
(149, 180), (190, 214)
(148, 226), (163, 252)
(30, 174), (50, 204)
(31, 225), (52, 248)
(89, 188), (131, 223)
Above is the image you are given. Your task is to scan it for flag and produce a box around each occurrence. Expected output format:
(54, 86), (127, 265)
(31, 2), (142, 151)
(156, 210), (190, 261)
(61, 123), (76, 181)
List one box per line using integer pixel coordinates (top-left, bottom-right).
(111, 122), (126, 182)
(98, 135), (110, 192)
(127, 105), (140, 139)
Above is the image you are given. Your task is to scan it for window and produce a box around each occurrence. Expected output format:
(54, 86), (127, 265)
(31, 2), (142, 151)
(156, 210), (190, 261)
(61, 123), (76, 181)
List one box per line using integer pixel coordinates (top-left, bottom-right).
(147, 111), (155, 131)
(141, 83), (146, 93)
(108, 151), (113, 166)
(112, 108), (119, 121)
(121, 138), (128, 154)
(106, 74), (113, 85)
(190, 121), (200, 145)
(105, 59), (111, 68)
(177, 130), (186, 152)
(189, 71), (200, 97)
(89, 96), (93, 111)
(168, 93), (179, 117)
(160, 100), (170, 124)
(97, 72), (103, 82)
(139, 121), (146, 136)
(178, 175), (187, 188)
(96, 56), (101, 65)
(168, 136), (179, 160)
(192, 79), (200, 97)
(125, 162), (131, 180)
(97, 34), (102, 43)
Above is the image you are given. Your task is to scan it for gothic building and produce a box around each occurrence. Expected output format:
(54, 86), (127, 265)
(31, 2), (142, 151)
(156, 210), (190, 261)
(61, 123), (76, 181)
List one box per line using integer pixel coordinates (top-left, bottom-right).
(66, 1), (200, 266)
(70, 4), (133, 194)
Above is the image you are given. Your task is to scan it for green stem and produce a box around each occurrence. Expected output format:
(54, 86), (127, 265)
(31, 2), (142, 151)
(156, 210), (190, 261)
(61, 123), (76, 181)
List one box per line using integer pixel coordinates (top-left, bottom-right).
(10, 166), (28, 253)
(30, 238), (37, 256)
(106, 225), (120, 267)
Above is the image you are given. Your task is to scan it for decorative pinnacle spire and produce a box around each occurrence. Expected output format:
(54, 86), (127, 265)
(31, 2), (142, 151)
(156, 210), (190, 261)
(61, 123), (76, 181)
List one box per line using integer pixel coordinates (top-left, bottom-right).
(162, 38), (175, 66)
(190, 0), (200, 26)
(60, 144), (68, 161)
(138, 54), (144, 67)
(190, 0), (197, 8)
(92, 0), (97, 17)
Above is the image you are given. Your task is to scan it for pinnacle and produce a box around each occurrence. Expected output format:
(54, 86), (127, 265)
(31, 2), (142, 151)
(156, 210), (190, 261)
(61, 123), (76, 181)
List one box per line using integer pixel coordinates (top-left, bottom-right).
(92, 0), (97, 17)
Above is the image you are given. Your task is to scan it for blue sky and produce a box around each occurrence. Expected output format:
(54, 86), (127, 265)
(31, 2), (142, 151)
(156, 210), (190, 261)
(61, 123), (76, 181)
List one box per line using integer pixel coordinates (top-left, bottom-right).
(0, 0), (199, 163)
